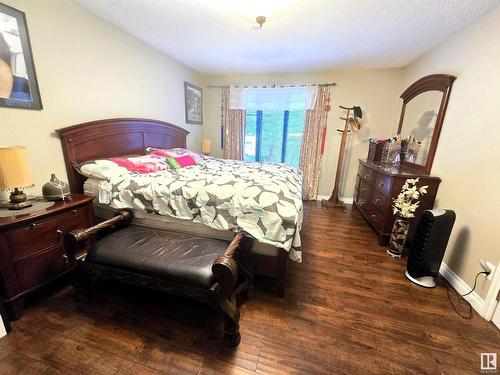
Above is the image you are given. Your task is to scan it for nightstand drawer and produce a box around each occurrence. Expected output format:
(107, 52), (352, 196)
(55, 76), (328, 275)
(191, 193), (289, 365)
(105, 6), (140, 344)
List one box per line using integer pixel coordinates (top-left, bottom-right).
(0, 194), (94, 320)
(5, 207), (89, 260)
(14, 245), (71, 291)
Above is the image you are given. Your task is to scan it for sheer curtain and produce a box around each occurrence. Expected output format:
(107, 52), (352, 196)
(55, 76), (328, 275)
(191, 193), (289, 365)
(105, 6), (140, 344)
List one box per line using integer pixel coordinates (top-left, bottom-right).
(230, 86), (317, 112)
(299, 86), (331, 200)
(222, 87), (246, 160)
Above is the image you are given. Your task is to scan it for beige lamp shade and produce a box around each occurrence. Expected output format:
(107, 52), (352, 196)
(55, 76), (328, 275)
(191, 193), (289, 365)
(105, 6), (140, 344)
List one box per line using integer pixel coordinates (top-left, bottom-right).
(0, 146), (33, 191)
(202, 138), (212, 154)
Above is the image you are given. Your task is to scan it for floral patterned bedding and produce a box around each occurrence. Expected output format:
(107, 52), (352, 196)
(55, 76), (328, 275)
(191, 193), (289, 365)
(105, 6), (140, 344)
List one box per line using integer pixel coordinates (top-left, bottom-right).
(83, 156), (303, 262)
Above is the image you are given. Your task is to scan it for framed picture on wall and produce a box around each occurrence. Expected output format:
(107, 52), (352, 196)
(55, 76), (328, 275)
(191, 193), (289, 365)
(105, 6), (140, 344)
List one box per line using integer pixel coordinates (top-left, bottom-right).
(184, 82), (202, 125)
(0, 2), (42, 110)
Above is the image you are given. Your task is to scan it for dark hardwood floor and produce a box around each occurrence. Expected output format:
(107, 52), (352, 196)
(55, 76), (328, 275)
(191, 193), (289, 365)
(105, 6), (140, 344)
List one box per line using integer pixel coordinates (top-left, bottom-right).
(1, 202), (499, 374)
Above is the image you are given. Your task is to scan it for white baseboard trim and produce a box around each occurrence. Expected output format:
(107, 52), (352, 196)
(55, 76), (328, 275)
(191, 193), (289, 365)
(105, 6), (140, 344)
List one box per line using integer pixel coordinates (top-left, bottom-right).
(483, 261), (500, 320)
(439, 262), (487, 318)
(316, 195), (354, 204)
(0, 318), (6, 338)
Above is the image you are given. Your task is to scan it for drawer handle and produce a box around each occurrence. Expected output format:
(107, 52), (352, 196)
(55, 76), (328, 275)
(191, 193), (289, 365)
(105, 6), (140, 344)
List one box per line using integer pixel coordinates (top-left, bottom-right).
(378, 181), (384, 188)
(57, 229), (63, 240)
(71, 209), (77, 214)
(375, 199), (381, 205)
(361, 188), (367, 192)
(364, 174), (369, 179)
(31, 223), (37, 229)
(62, 254), (69, 264)
(370, 214), (377, 219)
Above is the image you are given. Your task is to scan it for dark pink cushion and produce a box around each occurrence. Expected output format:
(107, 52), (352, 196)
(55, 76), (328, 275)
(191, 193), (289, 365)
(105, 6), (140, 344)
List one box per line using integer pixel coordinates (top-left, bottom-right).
(175, 155), (196, 167)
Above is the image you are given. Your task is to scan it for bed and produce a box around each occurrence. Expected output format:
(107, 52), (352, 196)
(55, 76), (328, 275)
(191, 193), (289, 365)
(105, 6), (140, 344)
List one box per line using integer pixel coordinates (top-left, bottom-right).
(56, 118), (303, 296)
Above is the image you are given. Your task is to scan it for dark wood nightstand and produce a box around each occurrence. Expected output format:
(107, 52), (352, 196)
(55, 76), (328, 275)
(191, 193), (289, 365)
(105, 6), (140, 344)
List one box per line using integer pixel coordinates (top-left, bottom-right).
(0, 194), (94, 320)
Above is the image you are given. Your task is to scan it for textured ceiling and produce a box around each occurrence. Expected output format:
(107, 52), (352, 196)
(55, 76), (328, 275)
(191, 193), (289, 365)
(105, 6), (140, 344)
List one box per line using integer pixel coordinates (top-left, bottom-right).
(74, 0), (500, 74)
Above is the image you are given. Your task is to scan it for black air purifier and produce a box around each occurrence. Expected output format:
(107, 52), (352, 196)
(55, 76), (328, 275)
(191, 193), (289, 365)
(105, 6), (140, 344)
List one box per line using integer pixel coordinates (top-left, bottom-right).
(405, 209), (456, 288)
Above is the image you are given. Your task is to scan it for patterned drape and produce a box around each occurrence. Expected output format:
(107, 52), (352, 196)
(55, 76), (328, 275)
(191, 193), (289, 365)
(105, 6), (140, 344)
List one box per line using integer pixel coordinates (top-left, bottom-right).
(222, 87), (246, 160)
(299, 86), (331, 200)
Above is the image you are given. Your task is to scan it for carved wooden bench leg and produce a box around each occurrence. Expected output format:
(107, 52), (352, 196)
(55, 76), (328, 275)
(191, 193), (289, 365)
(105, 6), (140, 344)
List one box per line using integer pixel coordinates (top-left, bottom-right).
(219, 295), (241, 347)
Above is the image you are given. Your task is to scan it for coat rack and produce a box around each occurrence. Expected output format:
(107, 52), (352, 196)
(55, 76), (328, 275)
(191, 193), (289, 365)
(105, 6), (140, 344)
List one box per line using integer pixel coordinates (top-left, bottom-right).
(322, 105), (363, 210)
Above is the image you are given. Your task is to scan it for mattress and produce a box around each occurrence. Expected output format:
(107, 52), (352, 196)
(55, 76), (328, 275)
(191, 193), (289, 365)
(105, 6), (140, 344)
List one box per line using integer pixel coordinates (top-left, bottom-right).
(81, 155), (303, 262)
(85, 178), (280, 257)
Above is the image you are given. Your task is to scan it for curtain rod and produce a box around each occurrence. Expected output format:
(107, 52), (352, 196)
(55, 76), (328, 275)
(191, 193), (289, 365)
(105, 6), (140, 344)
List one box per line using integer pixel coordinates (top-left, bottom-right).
(207, 82), (336, 88)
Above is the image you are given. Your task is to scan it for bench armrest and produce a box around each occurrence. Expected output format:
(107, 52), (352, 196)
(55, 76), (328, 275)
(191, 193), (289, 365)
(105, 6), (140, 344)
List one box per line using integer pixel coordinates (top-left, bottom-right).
(210, 231), (254, 298)
(64, 209), (133, 260)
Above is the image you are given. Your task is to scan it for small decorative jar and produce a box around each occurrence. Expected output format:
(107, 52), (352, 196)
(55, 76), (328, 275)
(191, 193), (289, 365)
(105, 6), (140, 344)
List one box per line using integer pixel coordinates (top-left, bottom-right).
(387, 217), (410, 258)
(42, 174), (70, 201)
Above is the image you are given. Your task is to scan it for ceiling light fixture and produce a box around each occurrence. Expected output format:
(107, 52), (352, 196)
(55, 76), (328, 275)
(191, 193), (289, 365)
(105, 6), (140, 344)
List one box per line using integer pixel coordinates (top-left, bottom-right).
(255, 15), (266, 28)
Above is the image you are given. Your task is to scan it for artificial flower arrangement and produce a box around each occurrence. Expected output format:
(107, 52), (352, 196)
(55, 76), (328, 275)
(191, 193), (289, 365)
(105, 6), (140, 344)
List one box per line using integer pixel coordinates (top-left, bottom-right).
(392, 178), (428, 218)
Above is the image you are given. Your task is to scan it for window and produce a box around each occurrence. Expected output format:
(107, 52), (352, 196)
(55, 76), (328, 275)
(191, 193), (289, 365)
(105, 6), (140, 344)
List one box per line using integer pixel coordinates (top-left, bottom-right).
(244, 109), (305, 167)
(231, 85), (316, 167)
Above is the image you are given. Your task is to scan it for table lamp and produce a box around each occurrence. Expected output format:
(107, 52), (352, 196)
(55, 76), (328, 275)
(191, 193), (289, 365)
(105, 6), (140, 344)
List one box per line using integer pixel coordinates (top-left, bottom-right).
(0, 146), (33, 210)
(202, 138), (212, 155)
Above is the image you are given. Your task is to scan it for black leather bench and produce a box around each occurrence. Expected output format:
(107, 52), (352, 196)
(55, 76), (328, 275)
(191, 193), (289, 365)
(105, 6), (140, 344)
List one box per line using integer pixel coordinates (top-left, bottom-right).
(64, 210), (254, 347)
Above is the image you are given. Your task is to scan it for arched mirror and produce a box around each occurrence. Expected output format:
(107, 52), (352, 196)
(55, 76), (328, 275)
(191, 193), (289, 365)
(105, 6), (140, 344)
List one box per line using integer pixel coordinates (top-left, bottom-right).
(397, 74), (455, 174)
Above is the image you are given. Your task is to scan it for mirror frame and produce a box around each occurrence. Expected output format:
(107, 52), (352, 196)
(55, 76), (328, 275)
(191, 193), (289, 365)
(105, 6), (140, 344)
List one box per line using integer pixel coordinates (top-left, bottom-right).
(397, 74), (456, 174)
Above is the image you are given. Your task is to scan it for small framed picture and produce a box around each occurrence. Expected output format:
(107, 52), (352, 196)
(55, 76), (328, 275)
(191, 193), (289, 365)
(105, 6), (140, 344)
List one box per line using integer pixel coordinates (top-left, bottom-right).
(0, 2), (42, 110)
(184, 82), (202, 125)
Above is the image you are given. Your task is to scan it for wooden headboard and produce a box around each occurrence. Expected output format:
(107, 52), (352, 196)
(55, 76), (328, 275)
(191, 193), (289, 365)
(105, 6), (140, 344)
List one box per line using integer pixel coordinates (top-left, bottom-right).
(56, 118), (190, 193)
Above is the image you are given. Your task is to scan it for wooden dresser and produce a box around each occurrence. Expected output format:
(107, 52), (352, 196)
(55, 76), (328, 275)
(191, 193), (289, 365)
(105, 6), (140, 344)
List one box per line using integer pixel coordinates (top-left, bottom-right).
(353, 160), (441, 246)
(0, 194), (94, 320)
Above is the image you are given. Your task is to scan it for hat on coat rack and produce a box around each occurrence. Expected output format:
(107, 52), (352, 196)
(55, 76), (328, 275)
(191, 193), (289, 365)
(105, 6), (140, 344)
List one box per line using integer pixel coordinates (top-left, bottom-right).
(348, 106), (363, 132)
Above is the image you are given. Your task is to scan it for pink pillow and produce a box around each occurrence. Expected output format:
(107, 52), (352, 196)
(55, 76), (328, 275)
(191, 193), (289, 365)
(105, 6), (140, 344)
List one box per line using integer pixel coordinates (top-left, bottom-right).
(108, 157), (170, 174)
(175, 155), (196, 167)
(150, 149), (175, 157)
(147, 147), (204, 163)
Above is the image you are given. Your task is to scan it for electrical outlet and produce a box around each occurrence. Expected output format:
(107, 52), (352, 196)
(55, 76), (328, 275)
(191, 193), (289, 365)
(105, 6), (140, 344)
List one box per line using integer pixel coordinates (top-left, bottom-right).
(480, 259), (496, 281)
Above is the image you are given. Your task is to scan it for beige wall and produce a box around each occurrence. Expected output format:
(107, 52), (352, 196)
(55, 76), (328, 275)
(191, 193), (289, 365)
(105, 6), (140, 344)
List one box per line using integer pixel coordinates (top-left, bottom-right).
(204, 69), (403, 198)
(402, 6), (500, 298)
(0, 0), (204, 197)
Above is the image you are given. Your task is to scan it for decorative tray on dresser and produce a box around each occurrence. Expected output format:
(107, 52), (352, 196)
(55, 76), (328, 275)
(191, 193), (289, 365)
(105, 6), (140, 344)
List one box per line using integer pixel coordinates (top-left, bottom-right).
(353, 160), (441, 246)
(0, 194), (94, 320)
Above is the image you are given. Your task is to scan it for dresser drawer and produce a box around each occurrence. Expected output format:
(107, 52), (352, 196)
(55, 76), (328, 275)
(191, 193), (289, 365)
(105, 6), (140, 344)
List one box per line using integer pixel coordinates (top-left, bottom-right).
(358, 164), (376, 185)
(374, 173), (392, 196)
(14, 245), (72, 291)
(372, 191), (389, 211)
(367, 210), (387, 231)
(356, 180), (372, 212)
(5, 207), (89, 260)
